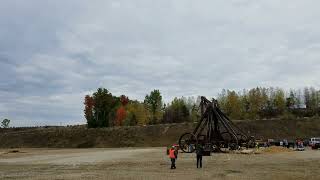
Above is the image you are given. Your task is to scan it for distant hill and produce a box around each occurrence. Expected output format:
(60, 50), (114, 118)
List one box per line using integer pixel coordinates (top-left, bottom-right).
(0, 118), (319, 148)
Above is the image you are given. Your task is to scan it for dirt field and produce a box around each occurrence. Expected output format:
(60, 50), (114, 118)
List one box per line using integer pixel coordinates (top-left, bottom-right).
(0, 147), (319, 180)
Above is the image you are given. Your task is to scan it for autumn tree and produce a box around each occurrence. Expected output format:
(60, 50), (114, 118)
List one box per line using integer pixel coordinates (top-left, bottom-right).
(115, 107), (125, 126)
(224, 90), (241, 119)
(247, 87), (264, 119)
(184, 96), (196, 112)
(92, 88), (118, 127)
(126, 101), (149, 125)
(217, 89), (228, 112)
(239, 89), (250, 119)
(274, 89), (286, 115)
(115, 95), (129, 126)
(84, 95), (95, 128)
(185, 96), (199, 122)
(163, 97), (190, 123)
(218, 87), (289, 120)
(120, 95), (129, 106)
(144, 90), (163, 124)
(83, 86), (319, 126)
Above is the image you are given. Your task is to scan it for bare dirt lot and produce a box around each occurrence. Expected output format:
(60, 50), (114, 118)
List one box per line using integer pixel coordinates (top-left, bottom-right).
(0, 147), (320, 180)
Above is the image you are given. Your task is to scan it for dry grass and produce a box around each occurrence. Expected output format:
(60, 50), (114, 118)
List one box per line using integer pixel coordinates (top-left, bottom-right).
(258, 146), (293, 154)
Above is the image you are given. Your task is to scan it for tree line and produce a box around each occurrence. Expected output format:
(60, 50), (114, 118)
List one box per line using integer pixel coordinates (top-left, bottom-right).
(84, 88), (198, 128)
(84, 87), (320, 128)
(218, 87), (320, 120)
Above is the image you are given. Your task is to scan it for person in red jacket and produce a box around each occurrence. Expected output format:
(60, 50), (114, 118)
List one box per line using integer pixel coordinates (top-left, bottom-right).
(169, 146), (177, 169)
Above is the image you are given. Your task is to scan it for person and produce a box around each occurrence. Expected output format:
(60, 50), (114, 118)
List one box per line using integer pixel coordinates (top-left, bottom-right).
(173, 144), (179, 159)
(196, 144), (204, 168)
(169, 146), (177, 169)
(188, 144), (193, 153)
(284, 139), (289, 148)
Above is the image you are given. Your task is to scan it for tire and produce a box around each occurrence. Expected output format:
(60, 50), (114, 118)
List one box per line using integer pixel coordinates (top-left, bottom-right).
(179, 133), (198, 153)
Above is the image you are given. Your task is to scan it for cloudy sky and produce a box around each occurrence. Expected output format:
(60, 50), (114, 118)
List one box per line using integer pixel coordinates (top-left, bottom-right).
(1, 0), (320, 126)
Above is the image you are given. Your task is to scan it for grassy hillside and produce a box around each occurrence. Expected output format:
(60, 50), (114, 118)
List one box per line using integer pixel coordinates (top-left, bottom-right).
(0, 118), (319, 148)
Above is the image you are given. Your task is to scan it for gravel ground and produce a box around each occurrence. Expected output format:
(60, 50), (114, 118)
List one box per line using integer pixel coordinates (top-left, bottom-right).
(0, 147), (319, 180)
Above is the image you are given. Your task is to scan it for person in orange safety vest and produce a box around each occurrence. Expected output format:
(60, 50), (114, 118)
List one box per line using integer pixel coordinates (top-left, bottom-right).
(169, 146), (177, 169)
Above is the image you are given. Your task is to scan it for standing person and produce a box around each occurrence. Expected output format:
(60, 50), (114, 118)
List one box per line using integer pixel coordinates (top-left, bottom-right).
(173, 144), (179, 159)
(196, 144), (204, 168)
(169, 146), (177, 169)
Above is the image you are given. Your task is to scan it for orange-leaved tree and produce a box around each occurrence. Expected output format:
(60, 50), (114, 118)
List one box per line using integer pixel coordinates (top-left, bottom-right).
(84, 95), (95, 127)
(115, 95), (129, 126)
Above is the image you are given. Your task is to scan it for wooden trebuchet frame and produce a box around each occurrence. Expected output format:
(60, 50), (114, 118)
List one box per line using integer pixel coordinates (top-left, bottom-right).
(179, 96), (255, 153)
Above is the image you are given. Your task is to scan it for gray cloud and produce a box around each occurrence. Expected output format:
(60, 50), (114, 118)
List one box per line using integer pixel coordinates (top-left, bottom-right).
(1, 0), (320, 126)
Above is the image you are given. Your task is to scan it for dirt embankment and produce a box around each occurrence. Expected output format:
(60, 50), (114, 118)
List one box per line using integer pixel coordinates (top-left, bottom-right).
(0, 118), (319, 148)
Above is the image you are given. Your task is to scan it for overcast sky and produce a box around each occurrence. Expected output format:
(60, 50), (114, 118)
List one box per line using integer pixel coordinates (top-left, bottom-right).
(1, 0), (320, 126)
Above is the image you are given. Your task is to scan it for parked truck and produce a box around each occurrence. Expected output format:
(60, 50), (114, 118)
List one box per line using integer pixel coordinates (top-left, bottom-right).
(309, 137), (320, 150)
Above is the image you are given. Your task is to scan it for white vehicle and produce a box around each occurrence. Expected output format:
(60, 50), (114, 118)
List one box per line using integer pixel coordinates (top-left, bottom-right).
(309, 137), (320, 149)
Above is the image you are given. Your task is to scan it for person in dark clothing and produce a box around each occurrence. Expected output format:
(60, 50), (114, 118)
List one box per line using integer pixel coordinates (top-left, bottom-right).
(171, 158), (176, 169)
(196, 144), (204, 168)
(169, 146), (177, 169)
